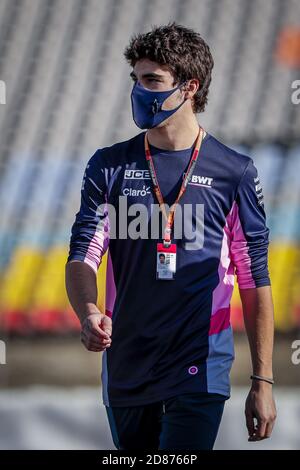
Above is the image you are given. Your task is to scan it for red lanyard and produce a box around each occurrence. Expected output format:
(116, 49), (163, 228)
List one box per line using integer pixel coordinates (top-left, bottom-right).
(144, 126), (205, 247)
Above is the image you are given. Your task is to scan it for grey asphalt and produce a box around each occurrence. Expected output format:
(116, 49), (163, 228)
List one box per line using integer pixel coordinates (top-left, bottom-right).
(0, 386), (299, 449)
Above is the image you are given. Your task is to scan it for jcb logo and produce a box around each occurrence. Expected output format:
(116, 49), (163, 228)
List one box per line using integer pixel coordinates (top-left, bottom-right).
(124, 169), (151, 180)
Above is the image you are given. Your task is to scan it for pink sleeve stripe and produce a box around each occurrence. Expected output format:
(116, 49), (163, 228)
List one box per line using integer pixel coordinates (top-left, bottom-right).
(229, 201), (256, 288)
(211, 208), (235, 315)
(105, 250), (117, 316)
(209, 307), (230, 335)
(105, 309), (112, 319)
(83, 210), (110, 272)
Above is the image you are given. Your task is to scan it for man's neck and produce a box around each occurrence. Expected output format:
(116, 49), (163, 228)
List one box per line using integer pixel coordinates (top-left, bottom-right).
(146, 113), (203, 151)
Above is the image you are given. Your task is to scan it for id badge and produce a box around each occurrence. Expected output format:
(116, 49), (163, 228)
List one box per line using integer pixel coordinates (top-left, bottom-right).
(156, 243), (177, 280)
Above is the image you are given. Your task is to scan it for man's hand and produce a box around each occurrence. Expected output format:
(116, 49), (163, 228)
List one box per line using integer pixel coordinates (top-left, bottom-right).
(81, 311), (112, 352)
(245, 381), (277, 441)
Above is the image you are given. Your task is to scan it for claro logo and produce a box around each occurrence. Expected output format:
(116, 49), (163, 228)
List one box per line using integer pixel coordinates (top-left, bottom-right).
(122, 185), (151, 197)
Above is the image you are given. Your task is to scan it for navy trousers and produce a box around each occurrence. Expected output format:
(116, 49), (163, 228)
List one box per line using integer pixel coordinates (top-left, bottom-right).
(105, 391), (228, 450)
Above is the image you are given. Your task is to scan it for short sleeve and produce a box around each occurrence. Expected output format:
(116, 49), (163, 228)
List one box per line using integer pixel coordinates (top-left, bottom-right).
(67, 149), (110, 274)
(229, 158), (271, 289)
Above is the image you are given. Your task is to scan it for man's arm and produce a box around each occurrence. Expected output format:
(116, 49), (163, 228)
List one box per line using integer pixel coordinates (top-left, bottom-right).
(239, 285), (276, 441)
(65, 260), (112, 351)
(240, 286), (274, 379)
(230, 158), (276, 441)
(65, 260), (98, 325)
(65, 150), (112, 352)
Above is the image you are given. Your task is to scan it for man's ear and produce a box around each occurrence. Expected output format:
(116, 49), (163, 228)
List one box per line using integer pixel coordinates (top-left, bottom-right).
(182, 79), (199, 113)
(185, 78), (199, 99)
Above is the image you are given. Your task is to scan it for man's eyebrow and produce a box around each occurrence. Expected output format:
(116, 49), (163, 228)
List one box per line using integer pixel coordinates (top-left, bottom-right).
(130, 71), (164, 79)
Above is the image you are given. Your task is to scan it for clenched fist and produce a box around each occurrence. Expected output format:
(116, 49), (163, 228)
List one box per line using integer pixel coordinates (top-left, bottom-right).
(81, 312), (112, 352)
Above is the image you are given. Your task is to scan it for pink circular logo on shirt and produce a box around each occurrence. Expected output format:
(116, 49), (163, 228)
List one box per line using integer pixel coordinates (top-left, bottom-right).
(188, 366), (198, 375)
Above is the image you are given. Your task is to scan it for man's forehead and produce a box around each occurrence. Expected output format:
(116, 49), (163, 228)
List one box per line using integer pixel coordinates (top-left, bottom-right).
(132, 60), (172, 78)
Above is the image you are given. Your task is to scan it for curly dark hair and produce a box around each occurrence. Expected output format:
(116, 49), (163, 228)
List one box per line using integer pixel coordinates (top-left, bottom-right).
(124, 22), (214, 113)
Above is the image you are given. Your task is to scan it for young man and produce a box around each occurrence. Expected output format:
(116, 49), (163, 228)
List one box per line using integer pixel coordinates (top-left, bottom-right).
(158, 254), (165, 264)
(65, 22), (276, 450)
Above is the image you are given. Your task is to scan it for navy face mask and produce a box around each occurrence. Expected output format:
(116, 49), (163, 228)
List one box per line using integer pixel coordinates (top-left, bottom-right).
(130, 80), (188, 129)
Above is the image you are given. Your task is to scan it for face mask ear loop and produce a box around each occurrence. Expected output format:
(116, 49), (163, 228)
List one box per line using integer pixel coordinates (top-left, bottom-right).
(178, 75), (210, 109)
(170, 80), (191, 108)
(151, 81), (187, 115)
(174, 80), (190, 108)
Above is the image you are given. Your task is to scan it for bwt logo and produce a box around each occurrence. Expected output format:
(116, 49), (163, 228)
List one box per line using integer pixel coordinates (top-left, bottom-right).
(0, 80), (6, 104)
(0, 340), (6, 365)
(182, 172), (213, 188)
(190, 175), (213, 187)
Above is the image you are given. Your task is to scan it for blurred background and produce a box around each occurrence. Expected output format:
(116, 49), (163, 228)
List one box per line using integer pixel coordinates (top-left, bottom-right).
(0, 0), (299, 450)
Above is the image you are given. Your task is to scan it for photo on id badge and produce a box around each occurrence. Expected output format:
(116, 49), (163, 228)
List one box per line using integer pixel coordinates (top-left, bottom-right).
(156, 243), (177, 280)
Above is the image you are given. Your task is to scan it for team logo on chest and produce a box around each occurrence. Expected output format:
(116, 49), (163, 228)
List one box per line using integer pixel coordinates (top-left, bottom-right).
(123, 168), (152, 197)
(122, 185), (151, 197)
(124, 169), (151, 180)
(183, 172), (214, 188)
